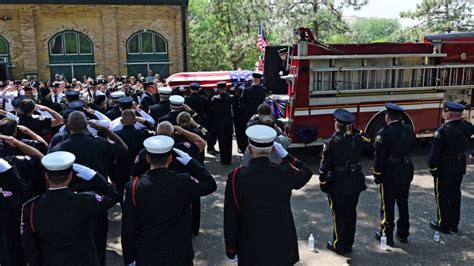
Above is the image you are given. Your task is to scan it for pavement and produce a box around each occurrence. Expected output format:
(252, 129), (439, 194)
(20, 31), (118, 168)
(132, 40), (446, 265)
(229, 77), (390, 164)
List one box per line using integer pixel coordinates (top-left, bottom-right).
(105, 141), (474, 265)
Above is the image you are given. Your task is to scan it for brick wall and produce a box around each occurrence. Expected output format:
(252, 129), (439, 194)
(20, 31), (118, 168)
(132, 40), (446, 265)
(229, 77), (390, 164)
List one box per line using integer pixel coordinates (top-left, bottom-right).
(0, 4), (187, 81)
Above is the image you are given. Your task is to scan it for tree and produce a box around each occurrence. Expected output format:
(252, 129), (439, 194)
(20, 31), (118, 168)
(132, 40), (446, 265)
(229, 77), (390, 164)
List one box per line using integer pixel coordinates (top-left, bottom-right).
(350, 18), (401, 43)
(400, 0), (473, 33)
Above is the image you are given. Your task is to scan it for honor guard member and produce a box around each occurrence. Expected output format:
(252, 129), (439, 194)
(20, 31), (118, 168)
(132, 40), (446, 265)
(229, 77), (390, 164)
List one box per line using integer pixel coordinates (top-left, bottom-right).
(159, 95), (200, 125)
(211, 81), (234, 165)
(185, 83), (208, 123)
(224, 125), (312, 265)
(122, 136), (217, 265)
(319, 109), (369, 255)
(18, 99), (64, 139)
(105, 91), (126, 120)
(428, 101), (474, 234)
(139, 82), (158, 113)
(241, 72), (266, 133)
(21, 152), (119, 266)
(149, 86), (172, 122)
(373, 103), (416, 245)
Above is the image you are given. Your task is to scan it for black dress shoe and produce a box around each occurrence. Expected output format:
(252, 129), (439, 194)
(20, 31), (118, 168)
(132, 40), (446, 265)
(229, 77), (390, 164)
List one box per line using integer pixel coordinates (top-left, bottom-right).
(374, 231), (394, 247)
(429, 221), (450, 234)
(326, 241), (346, 255)
(207, 148), (219, 155)
(396, 234), (408, 244)
(450, 227), (458, 233)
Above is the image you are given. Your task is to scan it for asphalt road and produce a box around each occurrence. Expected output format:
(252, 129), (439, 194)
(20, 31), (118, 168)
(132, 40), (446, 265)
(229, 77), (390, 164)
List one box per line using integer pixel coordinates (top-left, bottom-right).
(105, 141), (474, 265)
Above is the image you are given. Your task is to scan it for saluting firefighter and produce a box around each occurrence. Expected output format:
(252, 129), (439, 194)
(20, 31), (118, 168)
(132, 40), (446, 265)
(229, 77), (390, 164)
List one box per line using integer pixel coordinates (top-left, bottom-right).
(373, 103), (416, 245)
(319, 109), (370, 255)
(224, 125), (312, 265)
(428, 102), (474, 234)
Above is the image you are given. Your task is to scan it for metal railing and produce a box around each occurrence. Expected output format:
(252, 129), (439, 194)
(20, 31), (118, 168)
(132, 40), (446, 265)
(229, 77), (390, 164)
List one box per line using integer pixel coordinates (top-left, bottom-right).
(310, 64), (474, 93)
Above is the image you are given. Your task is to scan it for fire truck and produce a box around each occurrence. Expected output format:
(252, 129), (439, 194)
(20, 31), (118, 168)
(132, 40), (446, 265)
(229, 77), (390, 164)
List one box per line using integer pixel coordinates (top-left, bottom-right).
(277, 28), (474, 145)
(166, 29), (474, 145)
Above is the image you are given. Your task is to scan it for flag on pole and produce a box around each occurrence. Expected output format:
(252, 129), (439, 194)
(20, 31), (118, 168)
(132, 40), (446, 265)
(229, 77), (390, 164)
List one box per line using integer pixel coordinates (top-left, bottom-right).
(256, 23), (269, 52)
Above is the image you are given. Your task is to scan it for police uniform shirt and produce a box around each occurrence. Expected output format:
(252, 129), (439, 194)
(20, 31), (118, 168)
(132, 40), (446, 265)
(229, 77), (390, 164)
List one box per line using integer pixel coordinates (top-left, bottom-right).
(18, 114), (52, 137)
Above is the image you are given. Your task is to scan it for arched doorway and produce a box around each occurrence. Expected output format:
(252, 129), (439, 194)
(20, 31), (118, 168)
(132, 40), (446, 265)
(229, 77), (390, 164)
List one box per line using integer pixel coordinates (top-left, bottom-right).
(48, 31), (95, 81)
(126, 30), (170, 78)
(0, 36), (11, 81)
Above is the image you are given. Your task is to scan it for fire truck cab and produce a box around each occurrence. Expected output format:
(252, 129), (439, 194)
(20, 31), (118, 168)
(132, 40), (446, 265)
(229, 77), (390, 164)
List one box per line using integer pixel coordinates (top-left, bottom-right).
(281, 29), (474, 145)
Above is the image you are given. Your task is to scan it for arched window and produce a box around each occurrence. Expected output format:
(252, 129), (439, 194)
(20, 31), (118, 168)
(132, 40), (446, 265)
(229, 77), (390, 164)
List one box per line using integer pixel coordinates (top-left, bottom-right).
(48, 31), (95, 81)
(49, 31), (93, 56)
(0, 36), (11, 80)
(127, 31), (167, 55)
(126, 30), (170, 78)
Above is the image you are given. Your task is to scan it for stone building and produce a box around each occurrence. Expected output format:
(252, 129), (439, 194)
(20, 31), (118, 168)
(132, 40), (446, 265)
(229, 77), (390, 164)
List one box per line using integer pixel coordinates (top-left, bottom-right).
(0, 0), (189, 81)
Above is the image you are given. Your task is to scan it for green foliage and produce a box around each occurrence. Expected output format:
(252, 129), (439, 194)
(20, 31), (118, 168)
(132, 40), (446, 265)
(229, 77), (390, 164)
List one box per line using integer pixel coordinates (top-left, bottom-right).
(350, 18), (401, 43)
(400, 0), (473, 33)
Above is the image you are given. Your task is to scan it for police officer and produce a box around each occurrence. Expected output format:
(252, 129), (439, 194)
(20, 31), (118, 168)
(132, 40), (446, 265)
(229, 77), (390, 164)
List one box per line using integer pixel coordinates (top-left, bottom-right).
(21, 152), (119, 266)
(224, 125), (312, 264)
(149, 86), (172, 122)
(319, 109), (369, 255)
(109, 97), (155, 132)
(211, 82), (233, 165)
(139, 82), (158, 113)
(373, 103), (416, 245)
(122, 136), (216, 265)
(241, 72), (266, 126)
(105, 91), (126, 120)
(428, 101), (474, 234)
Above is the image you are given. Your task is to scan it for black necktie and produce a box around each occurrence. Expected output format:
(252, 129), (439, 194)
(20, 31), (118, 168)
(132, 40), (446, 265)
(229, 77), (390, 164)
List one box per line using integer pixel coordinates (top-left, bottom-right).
(54, 94), (58, 103)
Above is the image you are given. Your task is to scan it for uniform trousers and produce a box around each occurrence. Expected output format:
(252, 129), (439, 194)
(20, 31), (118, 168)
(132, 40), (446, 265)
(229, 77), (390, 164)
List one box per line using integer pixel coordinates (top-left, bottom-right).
(379, 183), (411, 239)
(327, 192), (360, 253)
(434, 174), (464, 231)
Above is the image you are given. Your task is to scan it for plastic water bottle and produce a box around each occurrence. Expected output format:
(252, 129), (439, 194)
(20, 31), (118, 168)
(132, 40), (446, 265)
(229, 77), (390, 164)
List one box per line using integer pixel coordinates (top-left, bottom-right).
(308, 234), (315, 252)
(434, 231), (441, 243)
(380, 233), (388, 250)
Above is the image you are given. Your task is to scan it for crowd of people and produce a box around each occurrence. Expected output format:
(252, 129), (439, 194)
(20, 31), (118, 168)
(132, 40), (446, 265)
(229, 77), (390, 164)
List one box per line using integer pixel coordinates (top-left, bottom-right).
(0, 68), (472, 265)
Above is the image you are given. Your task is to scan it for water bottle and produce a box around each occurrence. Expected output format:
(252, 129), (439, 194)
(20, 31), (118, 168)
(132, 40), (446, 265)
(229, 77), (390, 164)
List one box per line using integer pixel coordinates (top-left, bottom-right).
(434, 231), (441, 243)
(380, 233), (388, 250)
(308, 234), (315, 252)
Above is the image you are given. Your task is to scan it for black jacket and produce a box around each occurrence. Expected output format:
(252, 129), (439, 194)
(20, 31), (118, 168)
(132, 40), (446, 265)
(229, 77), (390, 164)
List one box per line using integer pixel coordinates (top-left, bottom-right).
(121, 161), (216, 265)
(149, 100), (170, 122)
(224, 155), (312, 265)
(21, 174), (119, 266)
(185, 94), (208, 122)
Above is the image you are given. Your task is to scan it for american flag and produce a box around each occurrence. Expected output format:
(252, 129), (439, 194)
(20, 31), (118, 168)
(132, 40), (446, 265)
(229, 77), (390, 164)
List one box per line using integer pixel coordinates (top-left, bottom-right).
(166, 70), (253, 88)
(256, 23), (269, 52)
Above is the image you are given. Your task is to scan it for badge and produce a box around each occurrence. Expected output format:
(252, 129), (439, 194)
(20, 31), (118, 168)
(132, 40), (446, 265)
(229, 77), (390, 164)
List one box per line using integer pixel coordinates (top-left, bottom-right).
(375, 135), (383, 143)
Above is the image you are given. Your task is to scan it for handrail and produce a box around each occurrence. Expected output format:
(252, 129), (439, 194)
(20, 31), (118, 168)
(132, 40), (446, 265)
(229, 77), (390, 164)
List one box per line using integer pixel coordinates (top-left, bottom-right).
(311, 64), (474, 72)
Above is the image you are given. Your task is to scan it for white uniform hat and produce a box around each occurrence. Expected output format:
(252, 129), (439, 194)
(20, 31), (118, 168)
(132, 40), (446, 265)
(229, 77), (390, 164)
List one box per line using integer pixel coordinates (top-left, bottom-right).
(169, 95), (185, 107)
(41, 151), (76, 171)
(110, 91), (126, 100)
(246, 125), (277, 149)
(159, 87), (173, 96)
(143, 135), (175, 155)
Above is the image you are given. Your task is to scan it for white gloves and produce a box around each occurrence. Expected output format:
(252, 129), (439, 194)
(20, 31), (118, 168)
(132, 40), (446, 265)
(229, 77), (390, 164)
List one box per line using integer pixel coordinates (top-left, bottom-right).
(273, 142), (288, 158)
(0, 159), (12, 173)
(127, 262), (136, 266)
(73, 163), (96, 181)
(227, 255), (238, 264)
(173, 148), (192, 165)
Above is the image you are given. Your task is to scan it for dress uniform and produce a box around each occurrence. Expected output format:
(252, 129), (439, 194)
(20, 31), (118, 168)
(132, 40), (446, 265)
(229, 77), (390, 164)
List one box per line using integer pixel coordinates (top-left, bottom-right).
(21, 152), (119, 266)
(319, 109), (369, 255)
(224, 125), (312, 265)
(0, 159), (28, 266)
(149, 87), (172, 122)
(241, 72), (266, 125)
(105, 91), (126, 120)
(139, 82), (158, 113)
(211, 82), (233, 165)
(428, 102), (474, 234)
(121, 136), (217, 265)
(159, 95), (200, 125)
(373, 103), (416, 245)
(231, 85), (248, 153)
(185, 83), (208, 123)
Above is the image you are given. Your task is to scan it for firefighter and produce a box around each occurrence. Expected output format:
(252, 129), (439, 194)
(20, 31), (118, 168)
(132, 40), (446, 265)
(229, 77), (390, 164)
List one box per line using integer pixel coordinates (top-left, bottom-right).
(373, 103), (416, 245)
(428, 101), (474, 234)
(211, 82), (233, 165)
(241, 72), (266, 128)
(319, 109), (369, 255)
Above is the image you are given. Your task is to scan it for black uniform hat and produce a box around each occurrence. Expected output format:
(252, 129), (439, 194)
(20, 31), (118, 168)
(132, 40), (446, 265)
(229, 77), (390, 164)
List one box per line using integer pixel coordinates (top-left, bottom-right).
(444, 101), (465, 112)
(96, 79), (107, 85)
(67, 100), (85, 110)
(278, 48), (288, 54)
(217, 81), (227, 89)
(14, 80), (22, 85)
(252, 72), (263, 79)
(190, 83), (201, 90)
(384, 102), (405, 112)
(94, 95), (107, 106)
(334, 108), (355, 124)
(118, 96), (134, 109)
(12, 95), (27, 108)
(52, 82), (61, 88)
(142, 81), (154, 88)
(65, 91), (80, 102)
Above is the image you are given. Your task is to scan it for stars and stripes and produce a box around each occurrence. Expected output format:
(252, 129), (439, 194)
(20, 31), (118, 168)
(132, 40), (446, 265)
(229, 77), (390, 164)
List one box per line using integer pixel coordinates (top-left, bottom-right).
(256, 23), (269, 52)
(166, 70), (253, 88)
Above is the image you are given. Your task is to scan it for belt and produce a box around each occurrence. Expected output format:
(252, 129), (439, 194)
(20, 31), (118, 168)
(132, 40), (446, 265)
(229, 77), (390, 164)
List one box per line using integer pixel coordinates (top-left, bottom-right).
(441, 153), (465, 160)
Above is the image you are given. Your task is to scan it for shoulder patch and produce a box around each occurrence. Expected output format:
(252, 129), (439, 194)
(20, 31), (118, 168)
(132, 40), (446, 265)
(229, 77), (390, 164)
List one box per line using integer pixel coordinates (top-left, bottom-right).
(375, 135), (383, 143)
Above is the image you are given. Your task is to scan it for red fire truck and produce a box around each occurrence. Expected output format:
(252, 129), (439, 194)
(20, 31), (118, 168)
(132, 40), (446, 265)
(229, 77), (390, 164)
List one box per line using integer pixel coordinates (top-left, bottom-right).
(167, 29), (474, 145)
(279, 29), (474, 145)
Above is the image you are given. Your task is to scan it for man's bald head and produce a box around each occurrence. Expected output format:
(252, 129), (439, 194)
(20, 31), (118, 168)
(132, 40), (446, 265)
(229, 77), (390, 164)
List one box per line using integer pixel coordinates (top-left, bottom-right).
(67, 111), (87, 133)
(157, 121), (174, 137)
(121, 109), (136, 126)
